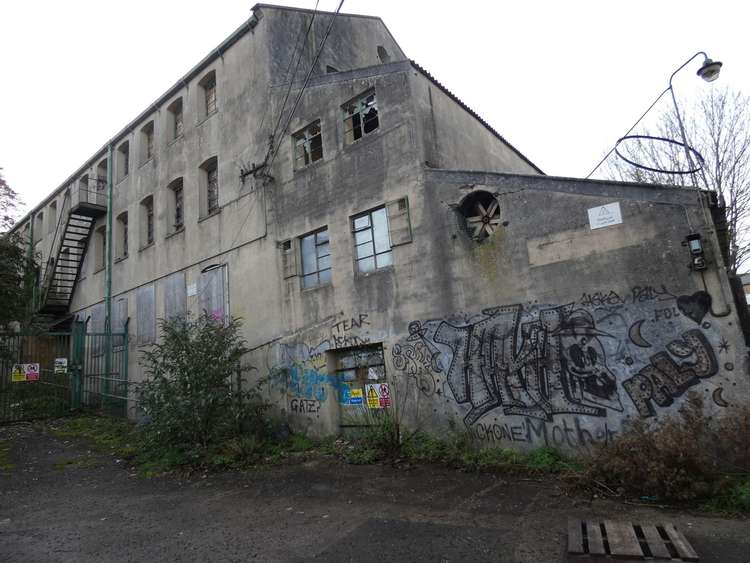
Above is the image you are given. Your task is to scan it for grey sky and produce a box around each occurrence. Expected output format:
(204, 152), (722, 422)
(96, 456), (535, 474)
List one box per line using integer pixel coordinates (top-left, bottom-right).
(1, 0), (748, 215)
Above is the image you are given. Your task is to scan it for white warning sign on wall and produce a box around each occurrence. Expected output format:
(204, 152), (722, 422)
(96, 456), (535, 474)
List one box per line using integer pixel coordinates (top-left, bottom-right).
(588, 202), (622, 230)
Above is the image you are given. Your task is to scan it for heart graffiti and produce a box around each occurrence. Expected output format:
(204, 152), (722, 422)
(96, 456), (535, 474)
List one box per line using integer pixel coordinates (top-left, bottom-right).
(676, 291), (712, 324)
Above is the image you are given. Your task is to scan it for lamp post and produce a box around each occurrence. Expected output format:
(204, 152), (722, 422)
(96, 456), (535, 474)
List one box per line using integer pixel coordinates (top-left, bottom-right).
(586, 52), (722, 183)
(669, 52), (722, 189)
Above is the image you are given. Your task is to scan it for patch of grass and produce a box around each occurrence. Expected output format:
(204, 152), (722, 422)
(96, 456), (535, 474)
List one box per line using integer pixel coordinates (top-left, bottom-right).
(344, 426), (580, 475)
(0, 440), (14, 472)
(704, 478), (750, 513)
(53, 456), (100, 470)
(51, 415), (142, 459)
(50, 414), (325, 475)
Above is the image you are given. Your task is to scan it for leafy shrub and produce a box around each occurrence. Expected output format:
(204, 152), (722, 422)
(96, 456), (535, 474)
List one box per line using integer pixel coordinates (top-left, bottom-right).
(585, 394), (750, 503)
(138, 314), (270, 464)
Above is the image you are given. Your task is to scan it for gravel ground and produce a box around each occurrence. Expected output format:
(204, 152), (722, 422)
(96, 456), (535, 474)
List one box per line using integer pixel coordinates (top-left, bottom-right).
(0, 422), (748, 563)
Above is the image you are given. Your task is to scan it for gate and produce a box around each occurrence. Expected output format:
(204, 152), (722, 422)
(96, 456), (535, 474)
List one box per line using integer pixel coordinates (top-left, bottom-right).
(0, 323), (129, 423)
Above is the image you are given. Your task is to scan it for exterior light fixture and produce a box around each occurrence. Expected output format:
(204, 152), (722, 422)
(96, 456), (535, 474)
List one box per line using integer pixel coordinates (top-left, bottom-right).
(697, 58), (722, 82)
(684, 233), (707, 271)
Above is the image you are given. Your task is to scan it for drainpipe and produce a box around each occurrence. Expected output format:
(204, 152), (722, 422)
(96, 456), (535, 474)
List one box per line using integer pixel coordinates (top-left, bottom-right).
(27, 214), (36, 319)
(104, 143), (114, 393)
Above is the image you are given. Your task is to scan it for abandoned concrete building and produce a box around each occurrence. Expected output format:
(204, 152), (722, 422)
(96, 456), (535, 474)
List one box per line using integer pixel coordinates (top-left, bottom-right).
(10, 3), (750, 451)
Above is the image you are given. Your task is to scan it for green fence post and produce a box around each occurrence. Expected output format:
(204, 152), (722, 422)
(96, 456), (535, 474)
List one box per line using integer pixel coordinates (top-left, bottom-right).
(71, 321), (84, 410)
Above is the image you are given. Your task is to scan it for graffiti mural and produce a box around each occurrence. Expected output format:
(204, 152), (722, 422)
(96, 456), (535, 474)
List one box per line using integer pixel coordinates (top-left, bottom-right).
(393, 293), (722, 427)
(622, 329), (718, 417)
(268, 313), (379, 407)
(394, 304), (623, 426)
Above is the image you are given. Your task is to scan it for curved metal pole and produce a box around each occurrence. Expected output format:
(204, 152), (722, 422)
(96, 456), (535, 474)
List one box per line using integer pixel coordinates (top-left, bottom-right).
(668, 51), (711, 190)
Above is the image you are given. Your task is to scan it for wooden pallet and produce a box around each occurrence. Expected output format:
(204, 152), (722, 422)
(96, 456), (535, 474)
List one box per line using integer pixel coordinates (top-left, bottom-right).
(566, 520), (699, 561)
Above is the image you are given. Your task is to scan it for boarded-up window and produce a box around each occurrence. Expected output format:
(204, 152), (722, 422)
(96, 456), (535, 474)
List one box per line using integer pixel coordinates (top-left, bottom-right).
(113, 298), (128, 333)
(164, 271), (187, 320)
(199, 265), (227, 323)
(386, 197), (412, 246)
(90, 302), (105, 355)
(137, 284), (156, 345)
(90, 302), (105, 333)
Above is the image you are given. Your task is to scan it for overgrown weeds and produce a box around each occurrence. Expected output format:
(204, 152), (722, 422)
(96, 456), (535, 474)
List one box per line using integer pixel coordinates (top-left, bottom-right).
(339, 408), (580, 474)
(584, 394), (750, 511)
(50, 414), (318, 475)
(138, 314), (272, 466)
(0, 440), (14, 472)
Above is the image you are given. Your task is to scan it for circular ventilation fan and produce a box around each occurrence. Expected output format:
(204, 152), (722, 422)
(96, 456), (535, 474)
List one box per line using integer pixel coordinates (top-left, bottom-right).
(458, 191), (501, 242)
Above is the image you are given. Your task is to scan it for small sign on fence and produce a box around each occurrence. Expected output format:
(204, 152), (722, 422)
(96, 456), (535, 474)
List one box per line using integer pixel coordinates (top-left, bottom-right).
(54, 358), (68, 375)
(349, 388), (363, 405)
(11, 363), (40, 383)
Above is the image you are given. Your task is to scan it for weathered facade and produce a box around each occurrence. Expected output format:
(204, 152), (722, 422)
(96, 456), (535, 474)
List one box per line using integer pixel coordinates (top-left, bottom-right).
(12, 4), (750, 452)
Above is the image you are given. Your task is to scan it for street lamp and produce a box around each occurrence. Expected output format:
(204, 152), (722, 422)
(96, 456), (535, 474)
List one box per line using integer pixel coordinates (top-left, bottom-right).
(586, 51), (723, 186)
(668, 52), (722, 189)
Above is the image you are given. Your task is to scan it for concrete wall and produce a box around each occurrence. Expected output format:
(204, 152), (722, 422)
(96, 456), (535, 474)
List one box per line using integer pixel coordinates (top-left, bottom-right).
(409, 68), (541, 175)
(260, 168), (750, 452)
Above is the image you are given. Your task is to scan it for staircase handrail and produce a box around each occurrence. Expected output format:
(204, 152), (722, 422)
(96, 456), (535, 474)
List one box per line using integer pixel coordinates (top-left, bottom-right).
(39, 191), (72, 306)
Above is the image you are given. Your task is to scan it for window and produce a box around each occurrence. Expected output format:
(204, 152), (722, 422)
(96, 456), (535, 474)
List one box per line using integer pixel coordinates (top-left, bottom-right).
(140, 121), (154, 163)
(113, 297), (128, 334)
(200, 70), (217, 117)
(34, 213), (43, 242)
(352, 207), (392, 273)
(198, 265), (228, 323)
(377, 46), (391, 64)
(137, 284), (156, 345)
(116, 212), (128, 258)
(164, 271), (186, 320)
(292, 120), (323, 168)
(96, 160), (107, 187)
(95, 225), (106, 271)
(281, 240), (296, 279)
(343, 91), (379, 144)
(168, 178), (184, 231)
(300, 228), (331, 288)
(117, 141), (129, 180)
(48, 201), (57, 234)
(167, 97), (183, 140)
(200, 157), (219, 216)
(334, 345), (387, 408)
(140, 196), (154, 247)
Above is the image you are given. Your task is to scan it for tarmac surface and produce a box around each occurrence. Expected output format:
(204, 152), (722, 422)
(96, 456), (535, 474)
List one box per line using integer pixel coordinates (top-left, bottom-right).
(1, 422), (748, 562)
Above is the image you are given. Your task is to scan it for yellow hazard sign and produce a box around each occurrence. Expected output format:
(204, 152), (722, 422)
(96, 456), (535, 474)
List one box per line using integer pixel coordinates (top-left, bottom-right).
(11, 365), (26, 382)
(366, 385), (381, 409)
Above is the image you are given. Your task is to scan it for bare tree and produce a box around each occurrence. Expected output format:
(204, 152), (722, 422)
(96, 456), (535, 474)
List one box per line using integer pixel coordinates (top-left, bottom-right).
(606, 88), (750, 274)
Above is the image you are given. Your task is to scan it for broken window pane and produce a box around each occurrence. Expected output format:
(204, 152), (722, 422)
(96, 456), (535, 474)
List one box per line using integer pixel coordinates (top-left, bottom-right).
(292, 120), (323, 169)
(207, 165), (219, 213)
(199, 265), (226, 323)
(343, 91), (379, 144)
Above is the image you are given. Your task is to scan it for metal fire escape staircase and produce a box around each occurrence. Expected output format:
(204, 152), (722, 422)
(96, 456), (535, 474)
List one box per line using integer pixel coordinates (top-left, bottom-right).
(38, 183), (107, 316)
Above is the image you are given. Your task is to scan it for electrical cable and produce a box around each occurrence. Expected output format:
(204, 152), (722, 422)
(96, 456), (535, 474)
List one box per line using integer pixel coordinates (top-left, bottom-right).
(585, 86), (670, 179)
(265, 0), (345, 171)
(229, 0), (345, 256)
(264, 1), (321, 162)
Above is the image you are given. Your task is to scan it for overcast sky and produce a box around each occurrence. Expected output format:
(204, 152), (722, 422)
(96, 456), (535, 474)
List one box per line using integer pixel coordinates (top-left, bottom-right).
(1, 0), (748, 217)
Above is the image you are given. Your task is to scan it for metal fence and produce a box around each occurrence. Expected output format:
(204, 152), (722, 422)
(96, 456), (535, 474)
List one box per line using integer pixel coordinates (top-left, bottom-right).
(0, 324), (129, 423)
(0, 332), (72, 423)
(80, 331), (129, 417)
